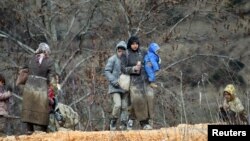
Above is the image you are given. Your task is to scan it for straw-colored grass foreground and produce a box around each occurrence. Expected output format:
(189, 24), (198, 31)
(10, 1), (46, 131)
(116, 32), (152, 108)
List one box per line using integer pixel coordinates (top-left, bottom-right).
(1, 124), (208, 141)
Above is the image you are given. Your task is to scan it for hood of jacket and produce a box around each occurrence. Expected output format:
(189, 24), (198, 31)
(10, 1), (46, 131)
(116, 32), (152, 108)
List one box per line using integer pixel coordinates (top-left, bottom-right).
(115, 41), (127, 54)
(148, 43), (160, 54)
(224, 84), (236, 96)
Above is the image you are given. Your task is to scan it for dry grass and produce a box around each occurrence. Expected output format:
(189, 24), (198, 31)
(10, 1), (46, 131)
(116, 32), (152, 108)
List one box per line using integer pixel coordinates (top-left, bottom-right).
(1, 123), (209, 141)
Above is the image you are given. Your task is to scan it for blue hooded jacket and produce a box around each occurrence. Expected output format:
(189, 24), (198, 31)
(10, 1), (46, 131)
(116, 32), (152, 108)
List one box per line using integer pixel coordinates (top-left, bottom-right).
(144, 43), (160, 82)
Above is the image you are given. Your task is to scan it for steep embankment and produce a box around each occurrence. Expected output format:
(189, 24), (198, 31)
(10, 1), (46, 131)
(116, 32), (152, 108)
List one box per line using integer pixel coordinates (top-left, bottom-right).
(1, 124), (207, 141)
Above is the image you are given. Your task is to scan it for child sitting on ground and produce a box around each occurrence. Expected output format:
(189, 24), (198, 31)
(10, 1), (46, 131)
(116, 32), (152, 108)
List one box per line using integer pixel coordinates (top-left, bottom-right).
(219, 84), (248, 124)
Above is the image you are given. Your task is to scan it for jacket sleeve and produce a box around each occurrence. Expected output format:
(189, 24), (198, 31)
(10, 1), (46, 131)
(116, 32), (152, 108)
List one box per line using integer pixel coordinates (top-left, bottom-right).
(0, 91), (12, 100)
(149, 54), (160, 72)
(231, 98), (244, 113)
(48, 59), (56, 84)
(145, 63), (155, 82)
(104, 57), (117, 83)
(223, 99), (229, 110)
(120, 54), (137, 74)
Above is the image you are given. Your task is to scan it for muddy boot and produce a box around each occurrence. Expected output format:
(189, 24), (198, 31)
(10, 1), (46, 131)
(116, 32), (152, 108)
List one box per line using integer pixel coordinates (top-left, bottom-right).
(119, 120), (127, 130)
(109, 118), (117, 131)
(39, 125), (48, 132)
(26, 123), (34, 135)
(127, 119), (134, 130)
(140, 120), (152, 130)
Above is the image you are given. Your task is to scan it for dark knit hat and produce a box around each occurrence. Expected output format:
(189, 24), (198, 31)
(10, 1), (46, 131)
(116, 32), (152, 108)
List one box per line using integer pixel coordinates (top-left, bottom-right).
(127, 36), (140, 49)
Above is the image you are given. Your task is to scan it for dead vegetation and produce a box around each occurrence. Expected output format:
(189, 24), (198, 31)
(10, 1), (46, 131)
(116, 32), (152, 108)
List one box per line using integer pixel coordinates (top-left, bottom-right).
(1, 123), (208, 141)
(0, 0), (249, 135)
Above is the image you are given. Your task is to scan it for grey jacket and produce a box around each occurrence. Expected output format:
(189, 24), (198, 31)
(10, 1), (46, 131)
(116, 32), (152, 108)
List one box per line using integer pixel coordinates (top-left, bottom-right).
(104, 41), (127, 94)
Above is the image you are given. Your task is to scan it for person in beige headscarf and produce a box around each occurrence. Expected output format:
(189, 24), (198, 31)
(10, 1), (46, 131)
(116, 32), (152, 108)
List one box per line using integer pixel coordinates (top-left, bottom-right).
(21, 43), (56, 134)
(219, 84), (248, 124)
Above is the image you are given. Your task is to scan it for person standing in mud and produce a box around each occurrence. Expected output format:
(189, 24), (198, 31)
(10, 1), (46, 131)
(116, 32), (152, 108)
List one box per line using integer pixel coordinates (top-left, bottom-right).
(0, 74), (12, 137)
(104, 41), (128, 130)
(121, 36), (154, 130)
(21, 43), (55, 134)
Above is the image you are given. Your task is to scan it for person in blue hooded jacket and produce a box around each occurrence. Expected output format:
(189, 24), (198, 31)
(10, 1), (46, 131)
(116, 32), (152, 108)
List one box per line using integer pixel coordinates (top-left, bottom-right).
(144, 42), (161, 88)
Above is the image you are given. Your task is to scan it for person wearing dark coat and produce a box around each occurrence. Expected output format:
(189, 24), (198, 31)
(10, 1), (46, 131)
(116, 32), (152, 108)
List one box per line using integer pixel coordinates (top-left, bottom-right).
(121, 36), (154, 130)
(104, 41), (128, 130)
(21, 43), (55, 135)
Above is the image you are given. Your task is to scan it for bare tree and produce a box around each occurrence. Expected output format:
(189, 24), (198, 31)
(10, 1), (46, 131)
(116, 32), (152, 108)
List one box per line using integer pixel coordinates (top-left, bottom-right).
(0, 0), (249, 133)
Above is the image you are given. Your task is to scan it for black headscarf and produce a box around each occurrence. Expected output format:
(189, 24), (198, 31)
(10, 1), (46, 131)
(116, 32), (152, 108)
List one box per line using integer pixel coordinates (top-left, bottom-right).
(127, 36), (140, 50)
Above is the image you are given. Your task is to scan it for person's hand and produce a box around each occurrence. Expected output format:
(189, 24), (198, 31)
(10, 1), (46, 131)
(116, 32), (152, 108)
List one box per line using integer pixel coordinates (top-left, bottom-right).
(57, 84), (61, 90)
(158, 58), (161, 65)
(219, 104), (222, 108)
(223, 104), (230, 111)
(49, 99), (54, 105)
(111, 80), (120, 88)
(133, 65), (141, 71)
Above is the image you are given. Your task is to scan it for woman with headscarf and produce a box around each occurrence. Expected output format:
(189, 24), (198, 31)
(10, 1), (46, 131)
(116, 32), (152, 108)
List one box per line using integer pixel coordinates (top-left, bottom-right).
(121, 36), (154, 130)
(21, 43), (55, 134)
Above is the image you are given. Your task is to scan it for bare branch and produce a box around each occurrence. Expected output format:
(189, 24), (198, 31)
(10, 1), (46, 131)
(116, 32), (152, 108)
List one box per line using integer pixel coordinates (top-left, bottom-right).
(61, 55), (93, 88)
(0, 54), (18, 68)
(69, 92), (90, 106)
(144, 26), (157, 35)
(13, 93), (23, 101)
(179, 71), (188, 124)
(0, 31), (35, 54)
(118, 1), (131, 37)
(134, 3), (159, 36)
(62, 9), (80, 40)
(60, 49), (80, 75)
(78, 3), (97, 36)
(58, 1), (99, 62)
(157, 54), (234, 76)
(27, 18), (51, 40)
(167, 11), (195, 37)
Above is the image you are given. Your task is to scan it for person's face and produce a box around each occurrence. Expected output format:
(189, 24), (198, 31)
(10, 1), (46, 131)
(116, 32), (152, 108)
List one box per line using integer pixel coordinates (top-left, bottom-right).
(0, 81), (3, 86)
(117, 48), (125, 57)
(223, 91), (231, 101)
(131, 42), (139, 51)
(156, 49), (160, 55)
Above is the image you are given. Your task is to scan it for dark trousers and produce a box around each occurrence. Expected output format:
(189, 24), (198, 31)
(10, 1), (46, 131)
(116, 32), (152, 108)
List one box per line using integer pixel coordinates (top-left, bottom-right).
(219, 107), (248, 125)
(0, 116), (6, 137)
(26, 122), (47, 133)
